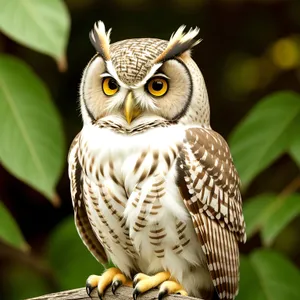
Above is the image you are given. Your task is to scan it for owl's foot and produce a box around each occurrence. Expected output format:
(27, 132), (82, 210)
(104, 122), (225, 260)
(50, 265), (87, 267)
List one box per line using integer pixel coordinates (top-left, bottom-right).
(133, 271), (188, 300)
(158, 281), (188, 300)
(86, 267), (132, 299)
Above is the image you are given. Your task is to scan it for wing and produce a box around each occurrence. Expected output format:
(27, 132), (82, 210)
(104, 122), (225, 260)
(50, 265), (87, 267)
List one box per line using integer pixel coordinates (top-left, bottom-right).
(68, 133), (108, 264)
(177, 126), (246, 300)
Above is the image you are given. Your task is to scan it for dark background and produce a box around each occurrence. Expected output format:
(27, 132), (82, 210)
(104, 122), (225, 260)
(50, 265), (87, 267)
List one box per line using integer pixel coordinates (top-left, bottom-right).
(0, 0), (300, 299)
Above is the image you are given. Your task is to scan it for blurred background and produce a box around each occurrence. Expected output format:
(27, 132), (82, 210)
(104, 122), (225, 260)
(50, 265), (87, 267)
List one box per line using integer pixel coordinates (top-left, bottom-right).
(0, 0), (300, 299)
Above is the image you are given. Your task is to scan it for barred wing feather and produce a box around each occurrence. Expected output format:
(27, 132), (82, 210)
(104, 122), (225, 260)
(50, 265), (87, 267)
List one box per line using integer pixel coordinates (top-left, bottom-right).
(177, 127), (246, 300)
(68, 133), (108, 264)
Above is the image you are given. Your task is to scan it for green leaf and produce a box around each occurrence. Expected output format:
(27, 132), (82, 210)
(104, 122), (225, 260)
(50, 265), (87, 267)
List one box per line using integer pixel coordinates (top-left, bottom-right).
(289, 118), (300, 168)
(243, 193), (300, 245)
(0, 55), (65, 200)
(238, 249), (300, 300)
(290, 140), (300, 167)
(0, 201), (28, 250)
(229, 91), (300, 188)
(262, 194), (300, 246)
(0, 0), (70, 63)
(238, 255), (265, 300)
(243, 194), (275, 239)
(47, 216), (105, 290)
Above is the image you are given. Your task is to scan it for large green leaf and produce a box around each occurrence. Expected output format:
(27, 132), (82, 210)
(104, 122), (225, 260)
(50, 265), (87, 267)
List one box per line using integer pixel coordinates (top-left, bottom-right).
(238, 250), (300, 300)
(229, 91), (300, 188)
(243, 194), (275, 239)
(47, 216), (105, 290)
(262, 194), (300, 246)
(0, 201), (27, 250)
(243, 193), (300, 245)
(0, 0), (70, 63)
(0, 55), (65, 200)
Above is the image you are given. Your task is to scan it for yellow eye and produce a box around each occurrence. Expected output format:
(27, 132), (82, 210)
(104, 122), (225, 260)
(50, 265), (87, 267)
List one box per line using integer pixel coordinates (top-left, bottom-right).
(147, 77), (168, 97)
(102, 77), (119, 96)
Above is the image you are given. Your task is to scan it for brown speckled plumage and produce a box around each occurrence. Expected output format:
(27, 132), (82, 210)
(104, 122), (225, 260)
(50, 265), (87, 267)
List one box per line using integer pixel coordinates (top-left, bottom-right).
(110, 39), (167, 85)
(69, 21), (246, 300)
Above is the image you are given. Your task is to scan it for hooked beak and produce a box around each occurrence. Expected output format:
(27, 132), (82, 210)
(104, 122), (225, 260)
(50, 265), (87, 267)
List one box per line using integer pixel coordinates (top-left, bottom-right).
(124, 91), (141, 124)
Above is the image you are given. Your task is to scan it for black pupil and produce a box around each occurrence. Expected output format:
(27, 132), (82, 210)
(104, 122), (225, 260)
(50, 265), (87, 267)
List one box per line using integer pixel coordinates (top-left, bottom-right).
(108, 78), (117, 90)
(152, 80), (163, 91)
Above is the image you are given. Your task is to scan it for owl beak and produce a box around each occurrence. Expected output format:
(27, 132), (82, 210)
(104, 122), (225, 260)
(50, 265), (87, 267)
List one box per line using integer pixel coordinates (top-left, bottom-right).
(124, 91), (141, 124)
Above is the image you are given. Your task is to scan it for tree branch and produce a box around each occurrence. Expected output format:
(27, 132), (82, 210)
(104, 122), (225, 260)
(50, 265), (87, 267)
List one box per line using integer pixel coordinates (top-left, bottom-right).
(27, 286), (203, 300)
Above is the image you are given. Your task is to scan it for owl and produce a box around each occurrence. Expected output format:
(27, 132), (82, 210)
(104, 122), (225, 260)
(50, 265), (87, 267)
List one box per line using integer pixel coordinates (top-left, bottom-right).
(68, 21), (246, 300)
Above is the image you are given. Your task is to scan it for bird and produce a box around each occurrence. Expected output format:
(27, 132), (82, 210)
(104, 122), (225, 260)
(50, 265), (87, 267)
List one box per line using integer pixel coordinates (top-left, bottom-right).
(68, 20), (246, 300)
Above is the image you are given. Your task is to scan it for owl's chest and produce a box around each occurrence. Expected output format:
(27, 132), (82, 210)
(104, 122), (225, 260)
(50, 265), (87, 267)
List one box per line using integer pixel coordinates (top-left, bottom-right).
(80, 124), (185, 194)
(79, 125), (201, 273)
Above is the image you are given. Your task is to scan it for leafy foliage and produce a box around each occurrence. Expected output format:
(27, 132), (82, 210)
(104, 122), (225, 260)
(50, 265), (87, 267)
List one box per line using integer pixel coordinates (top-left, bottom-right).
(0, 201), (27, 250)
(243, 193), (300, 246)
(229, 91), (300, 188)
(242, 194), (274, 239)
(0, 0), (70, 64)
(290, 133), (300, 167)
(0, 55), (66, 200)
(238, 250), (300, 300)
(261, 194), (300, 246)
(47, 217), (105, 290)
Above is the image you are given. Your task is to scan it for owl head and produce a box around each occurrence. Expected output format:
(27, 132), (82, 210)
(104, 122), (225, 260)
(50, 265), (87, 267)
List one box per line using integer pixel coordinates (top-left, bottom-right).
(79, 21), (210, 128)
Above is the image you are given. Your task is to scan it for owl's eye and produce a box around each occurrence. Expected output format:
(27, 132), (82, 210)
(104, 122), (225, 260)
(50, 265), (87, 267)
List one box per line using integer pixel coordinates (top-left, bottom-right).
(146, 77), (168, 97)
(102, 77), (119, 96)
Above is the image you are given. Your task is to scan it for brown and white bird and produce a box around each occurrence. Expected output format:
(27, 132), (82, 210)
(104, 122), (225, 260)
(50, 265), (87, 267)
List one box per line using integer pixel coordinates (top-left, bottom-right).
(68, 21), (246, 300)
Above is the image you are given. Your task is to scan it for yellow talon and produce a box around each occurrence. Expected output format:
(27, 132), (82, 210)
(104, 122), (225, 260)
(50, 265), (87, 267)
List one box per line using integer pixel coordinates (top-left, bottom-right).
(86, 275), (101, 296)
(97, 268), (121, 295)
(85, 268), (131, 298)
(158, 280), (188, 299)
(133, 271), (171, 299)
(112, 273), (132, 294)
(132, 271), (188, 300)
(133, 273), (150, 287)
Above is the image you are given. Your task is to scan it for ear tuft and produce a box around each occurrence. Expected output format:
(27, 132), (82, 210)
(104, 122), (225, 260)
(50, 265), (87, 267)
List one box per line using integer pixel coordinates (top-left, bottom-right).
(153, 25), (201, 64)
(89, 21), (112, 61)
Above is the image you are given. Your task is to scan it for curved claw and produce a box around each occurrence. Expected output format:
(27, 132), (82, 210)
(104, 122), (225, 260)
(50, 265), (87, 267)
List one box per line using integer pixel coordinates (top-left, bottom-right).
(112, 280), (122, 294)
(86, 275), (101, 297)
(158, 289), (168, 300)
(133, 288), (140, 300)
(85, 269), (130, 299)
(97, 290), (103, 300)
(86, 284), (94, 297)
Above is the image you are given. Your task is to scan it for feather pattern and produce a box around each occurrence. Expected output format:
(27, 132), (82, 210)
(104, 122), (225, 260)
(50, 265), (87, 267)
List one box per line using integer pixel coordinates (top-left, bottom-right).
(72, 20), (245, 300)
(177, 126), (246, 299)
(69, 123), (215, 297)
(68, 121), (245, 299)
(68, 133), (108, 264)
